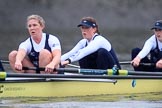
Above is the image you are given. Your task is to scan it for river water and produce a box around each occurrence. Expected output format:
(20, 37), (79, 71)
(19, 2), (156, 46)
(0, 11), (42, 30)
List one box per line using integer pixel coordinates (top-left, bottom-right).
(1, 101), (162, 108)
(1, 93), (162, 108)
(0, 29), (161, 108)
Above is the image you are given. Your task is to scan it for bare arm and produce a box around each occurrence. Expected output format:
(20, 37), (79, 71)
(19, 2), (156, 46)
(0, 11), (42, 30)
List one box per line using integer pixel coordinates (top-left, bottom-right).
(45, 49), (61, 73)
(15, 49), (26, 71)
(51, 49), (61, 68)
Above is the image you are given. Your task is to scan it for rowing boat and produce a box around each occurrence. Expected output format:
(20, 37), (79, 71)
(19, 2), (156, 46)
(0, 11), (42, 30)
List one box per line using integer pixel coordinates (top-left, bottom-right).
(1, 75), (162, 98)
(0, 65), (162, 98)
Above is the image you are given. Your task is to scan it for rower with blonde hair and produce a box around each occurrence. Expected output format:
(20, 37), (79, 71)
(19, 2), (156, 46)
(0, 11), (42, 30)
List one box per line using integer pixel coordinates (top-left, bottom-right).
(9, 14), (61, 73)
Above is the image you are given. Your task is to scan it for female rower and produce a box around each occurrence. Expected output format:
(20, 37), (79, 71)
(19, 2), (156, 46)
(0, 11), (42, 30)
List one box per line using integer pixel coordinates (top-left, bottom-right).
(61, 16), (121, 69)
(131, 20), (162, 71)
(8, 14), (61, 73)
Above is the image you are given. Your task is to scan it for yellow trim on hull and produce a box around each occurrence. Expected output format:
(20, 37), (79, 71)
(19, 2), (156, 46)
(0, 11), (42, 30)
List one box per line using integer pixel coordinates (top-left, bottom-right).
(0, 79), (162, 98)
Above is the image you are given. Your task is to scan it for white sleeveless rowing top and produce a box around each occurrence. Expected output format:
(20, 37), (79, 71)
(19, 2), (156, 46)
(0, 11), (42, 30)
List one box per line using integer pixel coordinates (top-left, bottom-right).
(18, 33), (61, 54)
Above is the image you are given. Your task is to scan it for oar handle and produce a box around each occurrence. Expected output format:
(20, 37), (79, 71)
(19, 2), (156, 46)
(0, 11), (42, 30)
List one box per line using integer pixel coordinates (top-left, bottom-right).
(120, 61), (155, 66)
(22, 67), (108, 75)
(22, 67), (45, 71)
(22, 67), (79, 73)
(139, 63), (155, 66)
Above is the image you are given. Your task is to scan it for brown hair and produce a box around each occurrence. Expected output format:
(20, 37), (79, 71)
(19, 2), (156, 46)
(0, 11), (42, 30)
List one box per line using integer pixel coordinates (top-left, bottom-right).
(81, 17), (100, 34)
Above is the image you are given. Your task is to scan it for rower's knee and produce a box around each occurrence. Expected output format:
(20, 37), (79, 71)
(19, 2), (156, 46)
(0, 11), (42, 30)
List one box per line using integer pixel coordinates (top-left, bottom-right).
(97, 48), (108, 56)
(39, 49), (52, 61)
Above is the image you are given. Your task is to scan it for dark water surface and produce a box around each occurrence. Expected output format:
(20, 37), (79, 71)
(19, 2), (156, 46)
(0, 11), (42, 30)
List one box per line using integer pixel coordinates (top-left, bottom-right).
(1, 93), (162, 108)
